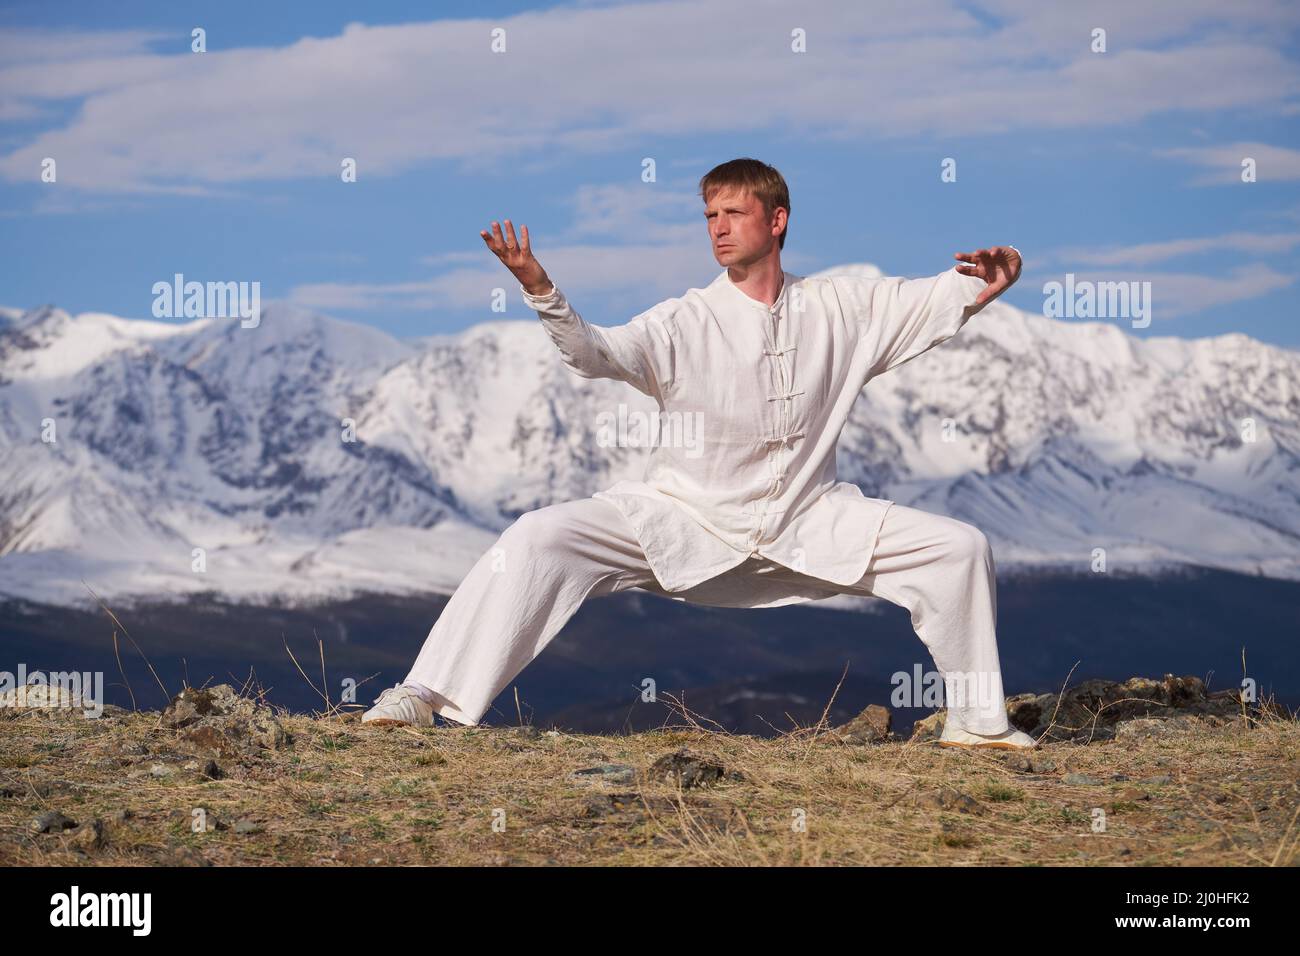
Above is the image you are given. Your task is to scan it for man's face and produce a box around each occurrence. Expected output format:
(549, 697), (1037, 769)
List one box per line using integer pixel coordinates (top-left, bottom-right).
(704, 186), (783, 266)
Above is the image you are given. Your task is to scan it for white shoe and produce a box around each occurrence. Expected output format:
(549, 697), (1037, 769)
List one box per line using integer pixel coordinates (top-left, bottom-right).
(361, 685), (435, 727)
(939, 721), (1039, 750)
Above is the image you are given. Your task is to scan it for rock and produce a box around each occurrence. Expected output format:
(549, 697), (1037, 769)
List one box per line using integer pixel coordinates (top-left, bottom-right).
(168, 807), (229, 832)
(1115, 716), (1203, 741)
(579, 792), (641, 820)
(909, 711), (945, 741)
(916, 787), (980, 814)
(832, 704), (893, 744)
(182, 725), (228, 756)
(1005, 753), (1057, 774)
(161, 687), (215, 728)
(1008, 676), (1245, 744)
(33, 810), (77, 834)
(1063, 773), (1104, 786)
(233, 818), (263, 835)
(908, 675), (1248, 746)
(179, 758), (224, 779)
(647, 749), (743, 789)
(127, 753), (190, 778)
(161, 685), (290, 760)
(0, 684), (92, 711)
(29, 780), (81, 798)
(571, 764), (636, 785)
(70, 819), (105, 852)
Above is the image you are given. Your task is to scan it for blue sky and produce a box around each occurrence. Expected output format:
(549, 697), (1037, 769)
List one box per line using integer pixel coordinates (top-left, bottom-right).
(1, 0), (1298, 346)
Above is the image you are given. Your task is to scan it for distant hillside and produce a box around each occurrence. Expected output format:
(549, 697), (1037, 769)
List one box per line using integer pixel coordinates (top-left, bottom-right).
(3, 567), (1298, 734)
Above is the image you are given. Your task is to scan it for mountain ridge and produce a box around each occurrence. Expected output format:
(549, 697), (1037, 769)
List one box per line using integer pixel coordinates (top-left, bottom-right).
(2, 264), (1297, 606)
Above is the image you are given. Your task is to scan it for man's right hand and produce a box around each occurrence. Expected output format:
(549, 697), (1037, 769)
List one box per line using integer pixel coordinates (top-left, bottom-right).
(480, 219), (552, 295)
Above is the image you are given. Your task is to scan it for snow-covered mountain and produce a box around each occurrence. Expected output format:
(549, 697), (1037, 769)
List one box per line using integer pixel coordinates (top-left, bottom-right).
(2, 264), (1298, 607)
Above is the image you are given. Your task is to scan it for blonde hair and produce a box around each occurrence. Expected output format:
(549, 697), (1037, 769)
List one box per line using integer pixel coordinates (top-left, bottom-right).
(698, 158), (791, 250)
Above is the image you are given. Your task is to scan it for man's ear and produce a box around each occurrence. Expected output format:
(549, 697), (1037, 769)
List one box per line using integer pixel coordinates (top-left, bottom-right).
(772, 207), (788, 236)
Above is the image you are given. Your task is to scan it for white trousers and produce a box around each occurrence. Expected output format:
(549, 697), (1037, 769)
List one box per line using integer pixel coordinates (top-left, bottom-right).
(404, 498), (1012, 734)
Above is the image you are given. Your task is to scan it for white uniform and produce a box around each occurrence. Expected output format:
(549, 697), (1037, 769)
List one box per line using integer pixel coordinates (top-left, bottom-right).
(404, 261), (1015, 734)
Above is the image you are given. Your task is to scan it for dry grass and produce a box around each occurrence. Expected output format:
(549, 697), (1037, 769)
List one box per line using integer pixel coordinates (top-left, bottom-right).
(1, 691), (1296, 867)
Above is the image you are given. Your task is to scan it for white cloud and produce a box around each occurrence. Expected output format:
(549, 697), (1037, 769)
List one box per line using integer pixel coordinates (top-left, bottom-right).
(1031, 263), (1295, 320)
(563, 183), (703, 242)
(291, 181), (722, 312)
(1156, 142), (1300, 184)
(290, 240), (713, 314)
(2, 0), (1297, 193)
(1056, 231), (1300, 267)
(291, 173), (1300, 321)
(0, 27), (167, 64)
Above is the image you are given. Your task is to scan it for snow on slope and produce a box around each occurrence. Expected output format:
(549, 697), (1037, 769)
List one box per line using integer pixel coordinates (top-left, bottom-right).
(1, 266), (1298, 608)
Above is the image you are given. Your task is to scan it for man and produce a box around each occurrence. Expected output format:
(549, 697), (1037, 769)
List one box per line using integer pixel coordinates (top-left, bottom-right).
(364, 158), (1037, 750)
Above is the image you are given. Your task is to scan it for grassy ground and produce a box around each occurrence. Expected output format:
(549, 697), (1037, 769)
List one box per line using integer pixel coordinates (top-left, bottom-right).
(1, 696), (1296, 866)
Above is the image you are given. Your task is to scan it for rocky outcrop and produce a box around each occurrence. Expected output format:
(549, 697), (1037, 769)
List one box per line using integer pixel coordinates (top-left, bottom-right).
(646, 749), (744, 789)
(159, 684), (291, 760)
(905, 675), (1249, 744)
(827, 703), (893, 744)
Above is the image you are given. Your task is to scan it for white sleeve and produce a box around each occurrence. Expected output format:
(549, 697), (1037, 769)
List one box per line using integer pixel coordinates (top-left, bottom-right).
(842, 266), (988, 378)
(520, 282), (677, 399)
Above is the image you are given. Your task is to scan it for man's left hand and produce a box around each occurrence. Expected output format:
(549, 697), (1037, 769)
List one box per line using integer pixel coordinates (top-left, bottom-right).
(954, 246), (1022, 306)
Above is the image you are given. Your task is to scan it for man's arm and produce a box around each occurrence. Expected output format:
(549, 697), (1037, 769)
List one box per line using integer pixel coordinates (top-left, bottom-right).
(851, 246), (1022, 377)
(520, 281), (675, 398)
(481, 219), (674, 398)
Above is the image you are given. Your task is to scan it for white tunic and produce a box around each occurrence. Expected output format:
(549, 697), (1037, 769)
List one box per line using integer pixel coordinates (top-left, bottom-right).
(519, 262), (991, 605)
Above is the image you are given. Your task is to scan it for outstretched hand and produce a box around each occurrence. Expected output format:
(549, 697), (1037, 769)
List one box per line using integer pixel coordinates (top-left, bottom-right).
(480, 219), (551, 295)
(954, 246), (1022, 306)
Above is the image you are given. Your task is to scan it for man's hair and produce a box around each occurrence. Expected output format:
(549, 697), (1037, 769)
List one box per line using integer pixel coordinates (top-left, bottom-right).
(698, 158), (791, 250)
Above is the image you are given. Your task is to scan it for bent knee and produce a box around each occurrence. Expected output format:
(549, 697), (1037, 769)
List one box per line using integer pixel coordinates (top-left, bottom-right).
(500, 509), (553, 549)
(498, 505), (576, 556)
(947, 521), (992, 564)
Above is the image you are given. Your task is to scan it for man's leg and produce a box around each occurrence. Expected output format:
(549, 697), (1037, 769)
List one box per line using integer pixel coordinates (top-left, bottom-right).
(400, 497), (657, 726)
(839, 503), (1012, 735)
